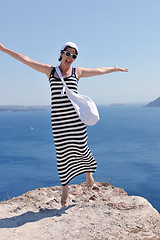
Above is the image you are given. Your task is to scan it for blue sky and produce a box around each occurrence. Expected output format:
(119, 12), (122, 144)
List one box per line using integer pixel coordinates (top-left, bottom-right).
(0, 0), (160, 105)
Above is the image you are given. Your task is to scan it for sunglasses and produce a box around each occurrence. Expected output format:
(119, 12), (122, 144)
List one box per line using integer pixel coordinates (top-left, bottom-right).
(63, 51), (77, 59)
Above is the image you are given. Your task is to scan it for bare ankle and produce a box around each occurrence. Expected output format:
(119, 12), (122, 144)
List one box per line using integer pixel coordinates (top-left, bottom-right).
(61, 185), (69, 207)
(61, 185), (68, 192)
(86, 172), (92, 177)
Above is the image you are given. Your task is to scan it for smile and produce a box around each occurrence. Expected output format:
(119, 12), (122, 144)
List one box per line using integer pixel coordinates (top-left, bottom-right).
(66, 59), (71, 63)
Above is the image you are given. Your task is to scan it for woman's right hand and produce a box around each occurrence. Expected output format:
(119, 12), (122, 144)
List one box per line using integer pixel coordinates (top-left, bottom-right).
(0, 42), (52, 78)
(0, 43), (5, 52)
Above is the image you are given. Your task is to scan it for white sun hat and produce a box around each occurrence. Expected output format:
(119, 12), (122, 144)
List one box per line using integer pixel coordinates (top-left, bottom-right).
(61, 42), (79, 53)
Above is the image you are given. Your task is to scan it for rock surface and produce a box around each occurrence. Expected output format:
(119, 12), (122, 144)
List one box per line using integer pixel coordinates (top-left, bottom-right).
(0, 182), (160, 240)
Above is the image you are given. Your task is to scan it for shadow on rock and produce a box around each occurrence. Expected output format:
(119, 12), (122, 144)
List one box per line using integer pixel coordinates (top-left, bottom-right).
(0, 204), (75, 228)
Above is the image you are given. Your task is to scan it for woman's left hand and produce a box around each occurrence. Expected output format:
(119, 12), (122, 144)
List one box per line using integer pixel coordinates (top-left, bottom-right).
(118, 67), (128, 72)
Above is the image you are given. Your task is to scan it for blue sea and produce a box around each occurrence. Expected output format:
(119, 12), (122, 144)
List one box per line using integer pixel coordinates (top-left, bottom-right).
(0, 105), (160, 213)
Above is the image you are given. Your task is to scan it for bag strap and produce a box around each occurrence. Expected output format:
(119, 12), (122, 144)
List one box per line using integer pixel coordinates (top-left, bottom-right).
(55, 66), (67, 96)
(55, 66), (65, 85)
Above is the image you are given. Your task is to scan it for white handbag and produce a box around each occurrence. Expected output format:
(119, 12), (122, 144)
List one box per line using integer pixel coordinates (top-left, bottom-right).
(55, 66), (100, 126)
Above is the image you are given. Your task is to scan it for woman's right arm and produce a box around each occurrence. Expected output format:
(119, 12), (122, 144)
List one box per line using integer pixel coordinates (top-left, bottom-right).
(0, 43), (53, 78)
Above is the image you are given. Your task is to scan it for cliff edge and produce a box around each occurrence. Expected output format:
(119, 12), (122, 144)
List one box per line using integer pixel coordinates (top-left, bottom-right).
(0, 182), (160, 240)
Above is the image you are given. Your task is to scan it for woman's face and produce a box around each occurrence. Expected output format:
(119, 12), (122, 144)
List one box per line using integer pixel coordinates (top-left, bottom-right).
(61, 47), (77, 66)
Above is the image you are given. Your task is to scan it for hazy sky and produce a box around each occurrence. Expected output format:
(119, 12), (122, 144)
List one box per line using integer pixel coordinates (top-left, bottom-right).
(0, 0), (160, 105)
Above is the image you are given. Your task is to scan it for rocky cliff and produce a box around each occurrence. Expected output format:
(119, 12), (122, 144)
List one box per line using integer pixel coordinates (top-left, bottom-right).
(0, 182), (160, 240)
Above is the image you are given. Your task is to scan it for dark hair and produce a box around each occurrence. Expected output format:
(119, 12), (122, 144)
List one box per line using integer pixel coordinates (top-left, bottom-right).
(58, 45), (78, 62)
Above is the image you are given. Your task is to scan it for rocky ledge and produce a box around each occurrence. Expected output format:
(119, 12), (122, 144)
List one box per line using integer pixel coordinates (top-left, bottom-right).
(0, 182), (160, 240)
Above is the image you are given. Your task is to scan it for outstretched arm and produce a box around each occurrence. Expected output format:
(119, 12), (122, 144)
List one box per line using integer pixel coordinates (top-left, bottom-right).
(0, 43), (53, 78)
(76, 66), (128, 78)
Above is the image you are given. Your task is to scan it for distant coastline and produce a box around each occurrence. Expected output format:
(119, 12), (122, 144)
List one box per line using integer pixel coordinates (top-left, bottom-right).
(110, 103), (126, 107)
(0, 105), (50, 112)
(145, 97), (160, 107)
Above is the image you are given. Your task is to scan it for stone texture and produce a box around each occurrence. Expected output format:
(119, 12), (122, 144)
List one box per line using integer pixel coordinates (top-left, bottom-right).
(0, 182), (160, 240)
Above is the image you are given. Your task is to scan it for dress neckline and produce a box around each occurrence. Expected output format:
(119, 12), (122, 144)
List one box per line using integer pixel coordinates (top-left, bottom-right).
(54, 67), (74, 80)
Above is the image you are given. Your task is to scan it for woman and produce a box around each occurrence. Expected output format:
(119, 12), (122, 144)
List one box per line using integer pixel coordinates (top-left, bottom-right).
(0, 42), (128, 207)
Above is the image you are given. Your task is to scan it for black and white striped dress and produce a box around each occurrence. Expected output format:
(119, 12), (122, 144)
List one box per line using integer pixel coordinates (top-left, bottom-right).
(49, 67), (97, 186)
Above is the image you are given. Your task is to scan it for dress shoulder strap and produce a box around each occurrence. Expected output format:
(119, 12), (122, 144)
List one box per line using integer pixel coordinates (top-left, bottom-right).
(72, 67), (76, 78)
(72, 67), (79, 80)
(49, 67), (56, 80)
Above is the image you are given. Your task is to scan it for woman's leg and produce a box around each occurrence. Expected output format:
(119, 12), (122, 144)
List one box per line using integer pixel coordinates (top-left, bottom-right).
(61, 184), (69, 207)
(86, 172), (94, 189)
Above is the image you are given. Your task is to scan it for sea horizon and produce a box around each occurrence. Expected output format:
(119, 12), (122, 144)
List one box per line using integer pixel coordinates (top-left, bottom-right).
(0, 105), (160, 213)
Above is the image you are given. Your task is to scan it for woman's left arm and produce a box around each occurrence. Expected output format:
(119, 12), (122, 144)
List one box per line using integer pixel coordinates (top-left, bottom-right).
(76, 67), (128, 78)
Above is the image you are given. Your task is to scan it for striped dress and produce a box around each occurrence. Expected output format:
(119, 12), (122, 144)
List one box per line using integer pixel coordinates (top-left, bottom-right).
(49, 67), (97, 186)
